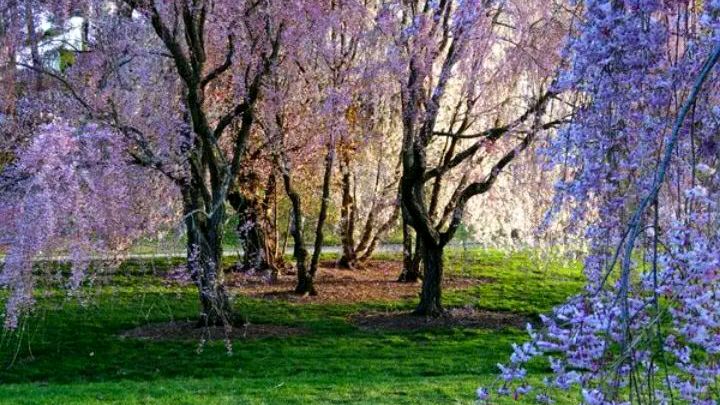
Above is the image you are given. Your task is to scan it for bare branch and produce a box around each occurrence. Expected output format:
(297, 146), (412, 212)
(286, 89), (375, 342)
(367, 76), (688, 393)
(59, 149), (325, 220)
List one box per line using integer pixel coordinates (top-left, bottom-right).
(201, 35), (234, 88)
(424, 91), (558, 181)
(15, 62), (94, 113)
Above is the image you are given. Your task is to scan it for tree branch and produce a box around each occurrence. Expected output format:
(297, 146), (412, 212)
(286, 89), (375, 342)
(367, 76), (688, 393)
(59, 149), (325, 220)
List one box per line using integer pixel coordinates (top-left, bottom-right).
(424, 91), (557, 181)
(201, 34), (234, 88)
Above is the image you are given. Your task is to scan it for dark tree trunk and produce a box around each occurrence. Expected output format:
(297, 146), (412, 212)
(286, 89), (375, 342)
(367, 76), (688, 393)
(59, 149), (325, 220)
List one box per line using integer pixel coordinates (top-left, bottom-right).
(398, 214), (421, 282)
(414, 242), (444, 317)
(338, 253), (357, 269)
(292, 229), (313, 296)
(281, 169), (314, 295)
(183, 186), (233, 327)
(338, 154), (357, 268)
(276, 148), (316, 295)
(23, 0), (42, 90)
(411, 237), (422, 275)
(306, 143), (336, 288)
(228, 188), (276, 275)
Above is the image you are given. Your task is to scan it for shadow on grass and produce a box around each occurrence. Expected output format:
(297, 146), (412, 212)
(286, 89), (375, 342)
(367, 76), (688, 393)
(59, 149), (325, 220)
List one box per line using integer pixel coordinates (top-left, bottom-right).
(0, 249), (581, 405)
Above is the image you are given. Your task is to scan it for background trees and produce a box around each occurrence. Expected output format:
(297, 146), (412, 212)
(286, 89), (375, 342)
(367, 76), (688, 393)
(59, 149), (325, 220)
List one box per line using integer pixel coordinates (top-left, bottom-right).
(0, 1), (571, 327)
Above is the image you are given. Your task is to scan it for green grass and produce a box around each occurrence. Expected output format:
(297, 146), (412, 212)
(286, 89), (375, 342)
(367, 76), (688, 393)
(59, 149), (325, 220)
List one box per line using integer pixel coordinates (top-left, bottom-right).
(0, 249), (585, 404)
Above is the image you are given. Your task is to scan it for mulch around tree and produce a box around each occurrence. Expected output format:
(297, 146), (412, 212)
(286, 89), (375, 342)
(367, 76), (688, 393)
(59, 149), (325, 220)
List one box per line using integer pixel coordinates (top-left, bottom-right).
(351, 307), (532, 331)
(120, 321), (306, 341)
(224, 260), (493, 304)
(130, 261), (518, 339)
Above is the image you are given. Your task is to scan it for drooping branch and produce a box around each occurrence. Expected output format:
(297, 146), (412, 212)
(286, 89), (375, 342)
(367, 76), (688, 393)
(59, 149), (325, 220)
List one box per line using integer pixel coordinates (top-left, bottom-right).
(612, 40), (720, 335)
(14, 62), (94, 113)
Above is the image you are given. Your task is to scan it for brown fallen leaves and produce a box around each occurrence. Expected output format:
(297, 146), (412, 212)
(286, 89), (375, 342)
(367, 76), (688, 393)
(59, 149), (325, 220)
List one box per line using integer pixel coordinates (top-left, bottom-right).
(225, 260), (491, 304)
(350, 307), (532, 331)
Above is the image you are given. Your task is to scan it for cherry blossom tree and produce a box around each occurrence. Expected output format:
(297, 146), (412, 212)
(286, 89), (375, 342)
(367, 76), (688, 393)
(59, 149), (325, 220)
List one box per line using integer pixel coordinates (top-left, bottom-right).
(257, 0), (353, 295)
(380, 0), (568, 315)
(0, 0), (288, 327)
(1, 123), (178, 329)
(0, 0), (38, 159)
(0, 3), (18, 165)
(337, 115), (402, 270)
(330, 3), (403, 270)
(479, 1), (720, 403)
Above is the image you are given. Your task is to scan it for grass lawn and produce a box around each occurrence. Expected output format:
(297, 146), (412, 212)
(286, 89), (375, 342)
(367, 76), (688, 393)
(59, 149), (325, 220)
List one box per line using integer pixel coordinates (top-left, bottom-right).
(0, 249), (585, 404)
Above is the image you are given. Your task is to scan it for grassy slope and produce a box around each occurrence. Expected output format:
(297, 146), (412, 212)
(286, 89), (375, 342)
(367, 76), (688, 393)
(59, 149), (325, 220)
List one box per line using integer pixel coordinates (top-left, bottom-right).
(0, 249), (584, 404)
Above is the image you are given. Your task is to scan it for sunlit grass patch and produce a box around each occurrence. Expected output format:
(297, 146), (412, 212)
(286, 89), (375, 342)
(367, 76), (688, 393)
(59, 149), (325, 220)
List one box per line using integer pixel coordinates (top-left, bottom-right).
(0, 248), (584, 404)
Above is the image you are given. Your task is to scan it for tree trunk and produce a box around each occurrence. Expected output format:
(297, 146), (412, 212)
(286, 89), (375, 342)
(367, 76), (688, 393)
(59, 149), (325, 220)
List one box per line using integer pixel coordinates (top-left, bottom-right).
(398, 215), (421, 282)
(411, 236), (422, 274)
(286, 180), (313, 295)
(277, 151), (315, 295)
(183, 187), (233, 327)
(357, 202), (399, 263)
(23, 0), (42, 91)
(228, 189), (275, 275)
(291, 209), (313, 295)
(262, 173), (282, 276)
(306, 143), (335, 288)
(414, 242), (444, 317)
(338, 155), (357, 268)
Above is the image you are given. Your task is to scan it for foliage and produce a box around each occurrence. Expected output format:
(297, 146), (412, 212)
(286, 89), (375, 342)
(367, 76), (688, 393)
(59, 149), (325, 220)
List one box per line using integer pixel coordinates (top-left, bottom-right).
(0, 122), (177, 328)
(479, 1), (720, 403)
